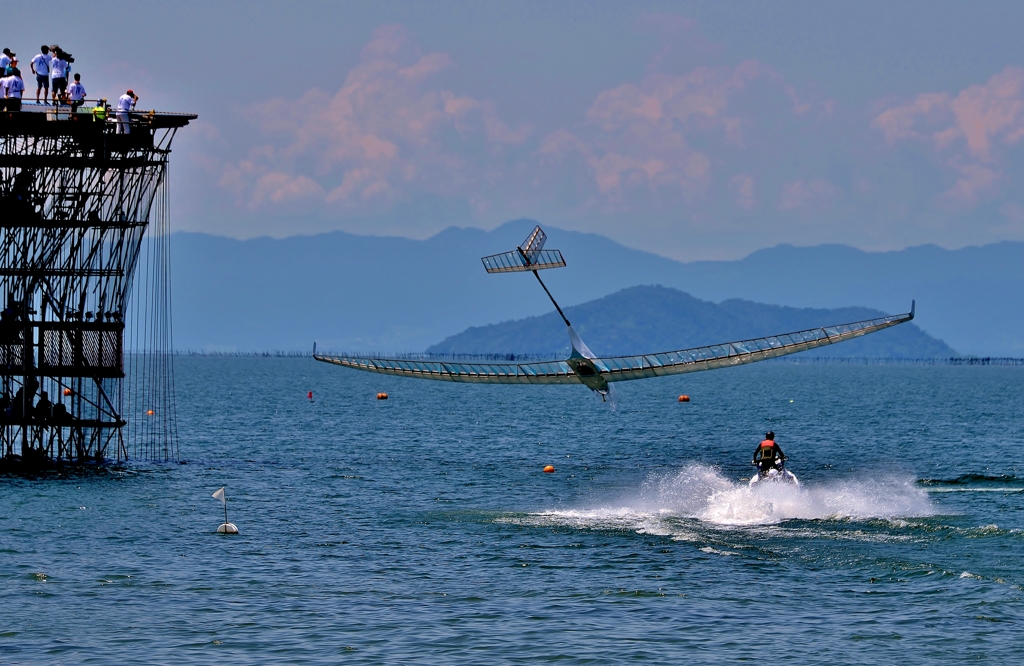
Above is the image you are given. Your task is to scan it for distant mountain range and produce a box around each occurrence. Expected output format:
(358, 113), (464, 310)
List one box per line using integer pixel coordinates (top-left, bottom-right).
(169, 219), (1024, 355)
(426, 285), (954, 358)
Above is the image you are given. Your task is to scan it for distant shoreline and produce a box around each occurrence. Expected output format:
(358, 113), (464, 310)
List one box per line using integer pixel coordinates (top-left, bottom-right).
(155, 351), (1024, 366)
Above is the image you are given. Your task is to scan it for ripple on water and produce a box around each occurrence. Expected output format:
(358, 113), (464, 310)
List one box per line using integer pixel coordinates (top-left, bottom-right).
(4, 360), (1024, 663)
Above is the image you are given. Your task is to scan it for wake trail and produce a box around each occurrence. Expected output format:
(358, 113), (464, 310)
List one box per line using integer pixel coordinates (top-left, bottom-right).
(532, 464), (936, 530)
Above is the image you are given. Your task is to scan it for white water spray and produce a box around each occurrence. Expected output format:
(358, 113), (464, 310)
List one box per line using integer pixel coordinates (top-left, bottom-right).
(529, 464), (936, 532)
(641, 464), (935, 525)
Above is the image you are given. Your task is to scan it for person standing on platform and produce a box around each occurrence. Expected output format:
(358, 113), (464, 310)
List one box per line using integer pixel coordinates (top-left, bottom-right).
(68, 73), (86, 113)
(31, 45), (51, 103)
(116, 89), (138, 133)
(0, 70), (9, 109)
(0, 49), (14, 74)
(3, 68), (25, 113)
(50, 49), (69, 105)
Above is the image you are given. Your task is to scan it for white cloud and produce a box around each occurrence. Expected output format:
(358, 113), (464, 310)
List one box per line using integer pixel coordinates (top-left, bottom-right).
(730, 174), (756, 210)
(219, 25), (531, 213)
(872, 66), (1024, 205)
(779, 179), (840, 212)
(185, 17), (1024, 258)
(537, 61), (795, 206)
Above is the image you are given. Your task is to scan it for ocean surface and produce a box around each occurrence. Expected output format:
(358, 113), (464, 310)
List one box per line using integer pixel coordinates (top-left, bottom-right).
(2, 358), (1023, 664)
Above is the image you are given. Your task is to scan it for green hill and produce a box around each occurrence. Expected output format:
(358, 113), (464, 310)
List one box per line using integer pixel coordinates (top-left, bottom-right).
(426, 285), (955, 358)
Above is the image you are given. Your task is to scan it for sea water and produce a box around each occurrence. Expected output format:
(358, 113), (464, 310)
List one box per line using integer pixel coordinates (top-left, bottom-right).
(1, 359), (1022, 664)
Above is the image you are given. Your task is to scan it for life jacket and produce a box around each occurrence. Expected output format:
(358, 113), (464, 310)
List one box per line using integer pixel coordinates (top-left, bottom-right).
(756, 441), (778, 463)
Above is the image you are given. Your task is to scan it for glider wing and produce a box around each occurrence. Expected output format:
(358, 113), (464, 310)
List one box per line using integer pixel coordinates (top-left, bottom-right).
(312, 355), (582, 385)
(313, 303), (915, 385)
(593, 305), (915, 382)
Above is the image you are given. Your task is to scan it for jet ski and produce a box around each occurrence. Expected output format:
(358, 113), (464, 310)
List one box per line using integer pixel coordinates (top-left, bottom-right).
(749, 456), (799, 486)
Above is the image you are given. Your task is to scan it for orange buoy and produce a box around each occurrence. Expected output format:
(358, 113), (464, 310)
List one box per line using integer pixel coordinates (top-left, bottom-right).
(63, 388), (72, 396)
(543, 465), (555, 473)
(376, 392), (388, 400)
(678, 395), (690, 402)
(146, 409), (155, 416)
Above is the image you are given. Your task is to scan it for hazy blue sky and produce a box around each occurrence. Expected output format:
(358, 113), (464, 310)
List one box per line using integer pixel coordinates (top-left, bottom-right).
(15, 1), (1024, 259)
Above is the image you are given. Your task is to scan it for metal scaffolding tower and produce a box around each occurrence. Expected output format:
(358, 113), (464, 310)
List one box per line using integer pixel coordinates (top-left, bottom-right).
(0, 104), (195, 469)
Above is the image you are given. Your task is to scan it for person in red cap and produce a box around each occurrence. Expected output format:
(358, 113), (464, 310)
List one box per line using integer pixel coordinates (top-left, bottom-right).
(116, 88), (138, 134)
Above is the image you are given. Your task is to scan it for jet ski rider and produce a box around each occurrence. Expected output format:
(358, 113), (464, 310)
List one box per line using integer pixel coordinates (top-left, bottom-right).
(752, 431), (786, 475)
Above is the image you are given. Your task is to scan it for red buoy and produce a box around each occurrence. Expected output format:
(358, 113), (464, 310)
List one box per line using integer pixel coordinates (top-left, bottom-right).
(678, 395), (690, 402)
(307, 391), (313, 400)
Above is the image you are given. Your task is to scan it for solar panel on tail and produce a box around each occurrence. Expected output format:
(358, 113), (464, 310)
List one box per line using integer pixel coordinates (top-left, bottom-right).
(481, 225), (566, 273)
(520, 225), (546, 264)
(481, 249), (566, 273)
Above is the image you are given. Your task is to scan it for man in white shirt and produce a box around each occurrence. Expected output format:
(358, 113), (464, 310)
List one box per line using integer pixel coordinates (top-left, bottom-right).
(0, 49), (13, 74)
(4, 68), (25, 113)
(67, 73), (86, 113)
(30, 46), (51, 103)
(116, 89), (138, 134)
(50, 49), (68, 105)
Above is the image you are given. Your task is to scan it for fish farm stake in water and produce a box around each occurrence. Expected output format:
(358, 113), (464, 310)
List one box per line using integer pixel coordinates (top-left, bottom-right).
(0, 102), (196, 470)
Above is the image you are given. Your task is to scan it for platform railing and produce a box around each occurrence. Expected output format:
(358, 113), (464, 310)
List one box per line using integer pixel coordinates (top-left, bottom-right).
(2, 98), (194, 131)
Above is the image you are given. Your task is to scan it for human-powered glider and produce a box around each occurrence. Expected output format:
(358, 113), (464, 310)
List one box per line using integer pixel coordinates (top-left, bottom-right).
(314, 226), (915, 398)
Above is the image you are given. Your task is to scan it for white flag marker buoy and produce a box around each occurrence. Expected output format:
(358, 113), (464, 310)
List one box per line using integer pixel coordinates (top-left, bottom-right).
(212, 487), (238, 534)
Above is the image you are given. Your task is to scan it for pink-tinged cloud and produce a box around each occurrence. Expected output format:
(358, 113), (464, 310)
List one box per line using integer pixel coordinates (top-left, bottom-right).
(730, 174), (755, 210)
(253, 173), (324, 205)
(873, 67), (1024, 206)
(398, 52), (452, 82)
(872, 92), (950, 144)
(779, 179), (840, 212)
(538, 129), (587, 157)
(202, 19), (847, 232)
(950, 67), (1024, 158)
(586, 62), (765, 133)
(541, 61), (786, 203)
(941, 162), (1001, 207)
(221, 25), (531, 211)
(326, 167), (392, 204)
